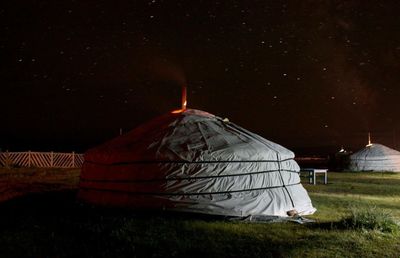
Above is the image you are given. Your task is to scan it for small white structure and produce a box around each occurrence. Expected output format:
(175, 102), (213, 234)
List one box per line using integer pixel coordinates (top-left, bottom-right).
(349, 143), (400, 172)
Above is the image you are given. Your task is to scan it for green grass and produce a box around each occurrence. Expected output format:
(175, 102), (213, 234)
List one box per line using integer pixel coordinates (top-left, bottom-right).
(0, 168), (399, 257)
(0, 167), (80, 202)
(339, 206), (399, 233)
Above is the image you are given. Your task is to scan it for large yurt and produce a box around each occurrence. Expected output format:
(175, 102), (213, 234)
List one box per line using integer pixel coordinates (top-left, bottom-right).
(78, 109), (316, 217)
(349, 143), (400, 172)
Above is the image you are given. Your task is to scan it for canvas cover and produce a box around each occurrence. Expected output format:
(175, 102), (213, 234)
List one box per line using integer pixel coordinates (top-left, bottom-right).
(78, 109), (316, 217)
(349, 143), (400, 172)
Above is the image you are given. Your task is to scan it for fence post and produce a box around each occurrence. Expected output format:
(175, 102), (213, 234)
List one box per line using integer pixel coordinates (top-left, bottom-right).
(28, 150), (31, 167)
(50, 151), (54, 167)
(5, 150), (10, 169)
(72, 151), (75, 168)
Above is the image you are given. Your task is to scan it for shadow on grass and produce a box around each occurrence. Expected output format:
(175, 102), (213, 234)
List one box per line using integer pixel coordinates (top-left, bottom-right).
(307, 221), (348, 231)
(308, 215), (399, 234)
(0, 191), (303, 258)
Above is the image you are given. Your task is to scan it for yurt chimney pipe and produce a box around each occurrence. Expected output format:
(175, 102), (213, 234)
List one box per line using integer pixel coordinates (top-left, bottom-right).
(367, 132), (372, 147)
(182, 85), (187, 110)
(171, 85), (187, 114)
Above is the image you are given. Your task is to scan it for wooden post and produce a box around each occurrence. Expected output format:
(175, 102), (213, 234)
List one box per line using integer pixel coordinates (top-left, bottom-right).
(5, 150), (10, 169)
(72, 151), (75, 168)
(50, 151), (54, 167)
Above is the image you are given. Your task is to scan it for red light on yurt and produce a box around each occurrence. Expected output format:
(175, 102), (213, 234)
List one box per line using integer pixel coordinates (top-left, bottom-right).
(171, 109), (183, 114)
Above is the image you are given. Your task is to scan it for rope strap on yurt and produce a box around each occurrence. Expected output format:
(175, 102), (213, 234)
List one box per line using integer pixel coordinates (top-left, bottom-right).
(80, 168), (300, 183)
(79, 182), (302, 196)
(276, 153), (295, 208)
(86, 158), (295, 165)
(218, 121), (297, 208)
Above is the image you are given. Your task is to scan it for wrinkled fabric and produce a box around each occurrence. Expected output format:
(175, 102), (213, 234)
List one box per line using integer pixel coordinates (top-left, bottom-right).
(79, 109), (316, 217)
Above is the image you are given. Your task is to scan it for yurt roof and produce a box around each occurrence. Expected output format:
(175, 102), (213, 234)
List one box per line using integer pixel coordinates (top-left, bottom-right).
(85, 109), (295, 165)
(350, 143), (400, 160)
(79, 108), (316, 217)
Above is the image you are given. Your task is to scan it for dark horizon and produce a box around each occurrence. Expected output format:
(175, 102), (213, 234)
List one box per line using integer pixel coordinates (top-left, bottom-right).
(2, 1), (400, 154)
(2, 110), (398, 155)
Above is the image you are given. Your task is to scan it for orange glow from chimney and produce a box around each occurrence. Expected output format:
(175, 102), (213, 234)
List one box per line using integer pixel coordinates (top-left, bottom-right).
(171, 109), (183, 114)
(182, 85), (187, 110)
(171, 85), (187, 114)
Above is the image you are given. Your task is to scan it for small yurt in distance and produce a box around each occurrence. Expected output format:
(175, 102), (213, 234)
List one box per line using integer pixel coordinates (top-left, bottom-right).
(78, 109), (316, 217)
(349, 143), (400, 172)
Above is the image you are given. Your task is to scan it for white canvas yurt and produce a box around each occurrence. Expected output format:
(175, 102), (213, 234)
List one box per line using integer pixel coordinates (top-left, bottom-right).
(349, 143), (400, 172)
(79, 109), (316, 217)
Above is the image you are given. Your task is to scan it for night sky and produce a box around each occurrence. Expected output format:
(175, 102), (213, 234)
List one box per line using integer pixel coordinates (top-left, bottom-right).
(2, 1), (400, 154)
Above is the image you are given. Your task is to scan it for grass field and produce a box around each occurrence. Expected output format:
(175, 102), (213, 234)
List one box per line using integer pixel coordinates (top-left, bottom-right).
(0, 168), (399, 257)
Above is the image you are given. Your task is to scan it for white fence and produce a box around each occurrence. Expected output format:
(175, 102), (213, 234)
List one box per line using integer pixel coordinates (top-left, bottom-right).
(0, 151), (84, 168)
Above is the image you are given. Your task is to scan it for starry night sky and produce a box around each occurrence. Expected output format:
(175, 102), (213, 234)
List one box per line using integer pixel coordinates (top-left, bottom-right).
(1, 1), (400, 154)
